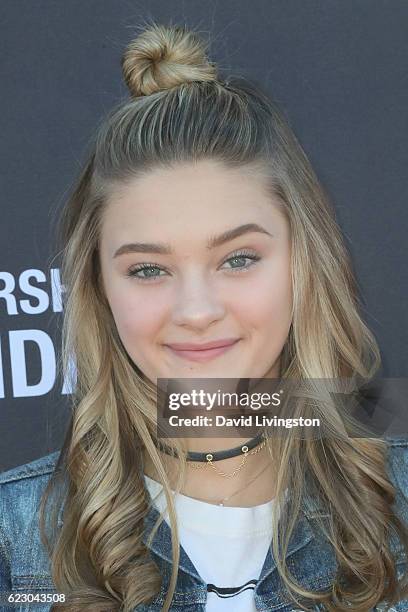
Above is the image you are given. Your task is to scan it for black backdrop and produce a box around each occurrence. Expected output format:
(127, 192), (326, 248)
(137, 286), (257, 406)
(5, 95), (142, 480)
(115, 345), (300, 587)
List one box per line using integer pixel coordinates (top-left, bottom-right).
(1, 0), (407, 471)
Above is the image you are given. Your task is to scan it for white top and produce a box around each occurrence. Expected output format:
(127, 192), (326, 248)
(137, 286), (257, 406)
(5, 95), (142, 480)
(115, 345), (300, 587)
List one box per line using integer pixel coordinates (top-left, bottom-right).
(144, 474), (277, 611)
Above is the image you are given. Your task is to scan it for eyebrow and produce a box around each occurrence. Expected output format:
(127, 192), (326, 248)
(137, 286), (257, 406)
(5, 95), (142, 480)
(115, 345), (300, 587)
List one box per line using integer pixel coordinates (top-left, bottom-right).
(113, 223), (273, 258)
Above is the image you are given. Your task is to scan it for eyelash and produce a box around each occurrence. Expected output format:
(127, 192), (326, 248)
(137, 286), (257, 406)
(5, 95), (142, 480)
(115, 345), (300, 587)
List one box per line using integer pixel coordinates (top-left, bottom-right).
(125, 249), (261, 283)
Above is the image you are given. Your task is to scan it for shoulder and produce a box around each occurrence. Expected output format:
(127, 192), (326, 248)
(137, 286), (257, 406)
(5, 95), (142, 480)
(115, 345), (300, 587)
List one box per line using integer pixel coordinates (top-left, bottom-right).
(0, 451), (63, 584)
(0, 450), (60, 485)
(0, 450), (61, 512)
(385, 437), (408, 516)
(0, 451), (62, 554)
(385, 436), (408, 484)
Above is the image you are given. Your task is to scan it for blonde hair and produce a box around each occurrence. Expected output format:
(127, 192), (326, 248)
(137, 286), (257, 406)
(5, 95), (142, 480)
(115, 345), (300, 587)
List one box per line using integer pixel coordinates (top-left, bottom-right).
(39, 20), (408, 611)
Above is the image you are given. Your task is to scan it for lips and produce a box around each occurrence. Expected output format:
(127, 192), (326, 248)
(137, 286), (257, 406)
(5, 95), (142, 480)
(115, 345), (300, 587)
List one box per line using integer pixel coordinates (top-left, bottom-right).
(164, 338), (240, 362)
(165, 338), (240, 351)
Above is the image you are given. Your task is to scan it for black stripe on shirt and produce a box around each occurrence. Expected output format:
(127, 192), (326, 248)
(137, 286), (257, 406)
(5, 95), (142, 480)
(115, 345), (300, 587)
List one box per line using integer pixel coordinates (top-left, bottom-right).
(206, 579), (258, 598)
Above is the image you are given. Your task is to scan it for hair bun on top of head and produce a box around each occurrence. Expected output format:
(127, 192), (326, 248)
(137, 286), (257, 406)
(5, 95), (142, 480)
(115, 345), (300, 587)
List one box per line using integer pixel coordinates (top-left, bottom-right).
(121, 23), (218, 98)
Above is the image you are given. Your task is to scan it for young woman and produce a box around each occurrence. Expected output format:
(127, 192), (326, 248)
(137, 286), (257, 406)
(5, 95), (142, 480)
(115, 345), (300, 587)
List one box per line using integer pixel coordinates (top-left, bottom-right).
(1, 21), (408, 612)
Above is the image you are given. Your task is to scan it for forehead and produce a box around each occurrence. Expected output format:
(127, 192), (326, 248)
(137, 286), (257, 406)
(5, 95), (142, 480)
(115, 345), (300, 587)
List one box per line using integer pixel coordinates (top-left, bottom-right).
(100, 159), (285, 240)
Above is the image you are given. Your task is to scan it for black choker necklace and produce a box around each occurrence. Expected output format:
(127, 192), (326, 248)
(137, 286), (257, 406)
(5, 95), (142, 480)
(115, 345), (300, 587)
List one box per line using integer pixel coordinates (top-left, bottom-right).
(154, 431), (266, 462)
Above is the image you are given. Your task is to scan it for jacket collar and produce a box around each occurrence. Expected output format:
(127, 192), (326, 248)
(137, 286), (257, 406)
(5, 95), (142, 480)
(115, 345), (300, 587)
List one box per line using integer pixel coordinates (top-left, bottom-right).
(142, 500), (203, 581)
(140, 491), (342, 610)
(141, 486), (330, 586)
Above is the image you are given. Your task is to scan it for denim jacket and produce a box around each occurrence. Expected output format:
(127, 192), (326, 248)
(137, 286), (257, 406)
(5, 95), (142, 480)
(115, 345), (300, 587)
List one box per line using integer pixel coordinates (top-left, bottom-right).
(1, 438), (408, 612)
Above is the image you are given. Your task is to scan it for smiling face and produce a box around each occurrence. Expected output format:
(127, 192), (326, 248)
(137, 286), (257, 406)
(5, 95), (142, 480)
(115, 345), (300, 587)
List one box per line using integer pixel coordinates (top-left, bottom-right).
(99, 159), (293, 385)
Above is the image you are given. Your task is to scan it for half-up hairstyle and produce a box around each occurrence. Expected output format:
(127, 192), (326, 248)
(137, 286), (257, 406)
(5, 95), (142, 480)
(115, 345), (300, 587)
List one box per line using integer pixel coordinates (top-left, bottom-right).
(39, 19), (408, 611)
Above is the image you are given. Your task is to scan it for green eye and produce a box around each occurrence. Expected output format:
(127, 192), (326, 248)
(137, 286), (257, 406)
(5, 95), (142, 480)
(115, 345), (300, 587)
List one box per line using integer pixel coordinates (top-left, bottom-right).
(225, 251), (261, 272)
(126, 264), (165, 280)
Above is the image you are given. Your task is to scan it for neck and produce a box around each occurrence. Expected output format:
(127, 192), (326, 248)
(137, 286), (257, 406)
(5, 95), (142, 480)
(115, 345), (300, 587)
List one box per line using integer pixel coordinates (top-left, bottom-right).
(142, 435), (276, 507)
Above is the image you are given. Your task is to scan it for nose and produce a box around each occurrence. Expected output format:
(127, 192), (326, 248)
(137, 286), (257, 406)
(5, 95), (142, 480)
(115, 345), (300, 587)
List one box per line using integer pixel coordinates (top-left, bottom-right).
(171, 273), (225, 330)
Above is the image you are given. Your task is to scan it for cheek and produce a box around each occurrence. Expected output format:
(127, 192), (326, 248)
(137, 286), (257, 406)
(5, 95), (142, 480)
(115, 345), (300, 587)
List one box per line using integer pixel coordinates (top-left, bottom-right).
(107, 286), (166, 345)
(267, 269), (292, 324)
(235, 261), (292, 330)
